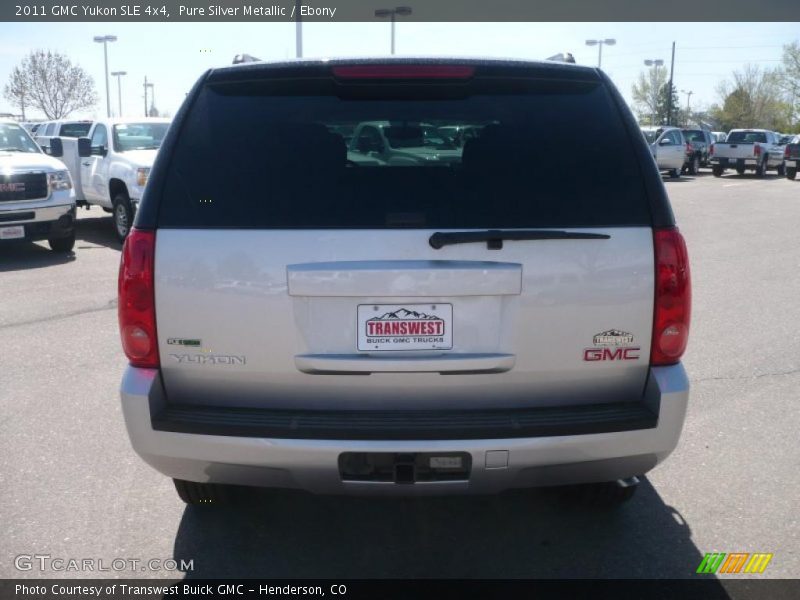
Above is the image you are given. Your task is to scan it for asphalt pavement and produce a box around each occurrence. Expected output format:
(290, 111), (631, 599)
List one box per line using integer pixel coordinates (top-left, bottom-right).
(1, 171), (798, 581)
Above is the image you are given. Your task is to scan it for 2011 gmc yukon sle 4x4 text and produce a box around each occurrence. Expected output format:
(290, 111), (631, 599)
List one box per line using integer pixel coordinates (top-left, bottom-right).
(118, 58), (691, 506)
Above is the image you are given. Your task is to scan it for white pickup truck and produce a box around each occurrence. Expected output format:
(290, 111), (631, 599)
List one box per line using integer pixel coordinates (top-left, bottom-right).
(709, 129), (785, 177)
(0, 120), (76, 252)
(51, 117), (170, 241)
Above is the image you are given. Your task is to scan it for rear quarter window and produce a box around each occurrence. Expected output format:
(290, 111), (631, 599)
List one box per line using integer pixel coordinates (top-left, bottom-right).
(155, 74), (652, 229)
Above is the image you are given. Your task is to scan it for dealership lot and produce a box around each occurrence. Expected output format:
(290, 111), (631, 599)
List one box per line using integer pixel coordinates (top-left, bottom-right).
(0, 173), (798, 579)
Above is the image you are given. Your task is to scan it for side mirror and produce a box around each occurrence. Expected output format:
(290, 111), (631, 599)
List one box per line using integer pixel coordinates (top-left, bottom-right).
(91, 144), (107, 157)
(77, 137), (92, 157)
(659, 138), (673, 146)
(49, 137), (63, 157)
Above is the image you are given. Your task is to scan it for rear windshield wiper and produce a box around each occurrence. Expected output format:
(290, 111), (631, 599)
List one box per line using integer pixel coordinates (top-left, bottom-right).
(429, 229), (610, 250)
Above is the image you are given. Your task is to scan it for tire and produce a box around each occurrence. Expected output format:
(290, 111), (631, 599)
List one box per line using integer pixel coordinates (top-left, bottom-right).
(112, 193), (134, 242)
(712, 166), (724, 177)
(173, 479), (232, 505)
(556, 480), (639, 508)
(736, 166), (746, 175)
(669, 168), (680, 179)
(755, 158), (768, 178)
(787, 167), (798, 180)
(776, 163), (785, 176)
(48, 231), (75, 253)
(689, 155), (700, 175)
(102, 207), (112, 214)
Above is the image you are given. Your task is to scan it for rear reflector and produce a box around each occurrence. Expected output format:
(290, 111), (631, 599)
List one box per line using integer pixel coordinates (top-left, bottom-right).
(118, 228), (159, 369)
(332, 65), (475, 80)
(651, 228), (691, 366)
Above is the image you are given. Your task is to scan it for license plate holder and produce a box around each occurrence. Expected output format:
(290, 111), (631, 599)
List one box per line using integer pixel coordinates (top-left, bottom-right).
(0, 225), (25, 240)
(357, 303), (453, 351)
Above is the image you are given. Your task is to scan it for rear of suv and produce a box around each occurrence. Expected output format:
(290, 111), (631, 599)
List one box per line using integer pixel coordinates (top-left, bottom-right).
(119, 59), (691, 505)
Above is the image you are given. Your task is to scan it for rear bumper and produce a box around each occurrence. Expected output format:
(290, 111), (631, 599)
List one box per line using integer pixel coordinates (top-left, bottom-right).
(120, 365), (689, 495)
(709, 157), (758, 167)
(0, 204), (75, 242)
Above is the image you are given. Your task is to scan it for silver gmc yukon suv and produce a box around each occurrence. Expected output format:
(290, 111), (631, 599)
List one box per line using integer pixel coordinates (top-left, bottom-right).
(118, 58), (691, 505)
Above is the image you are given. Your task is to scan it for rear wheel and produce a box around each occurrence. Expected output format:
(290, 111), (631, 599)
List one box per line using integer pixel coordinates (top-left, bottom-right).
(173, 479), (232, 505)
(755, 159), (767, 178)
(688, 155), (700, 175)
(712, 166), (724, 177)
(112, 193), (134, 242)
(48, 232), (75, 253)
(787, 167), (798, 180)
(669, 168), (680, 179)
(736, 166), (746, 175)
(776, 163), (785, 176)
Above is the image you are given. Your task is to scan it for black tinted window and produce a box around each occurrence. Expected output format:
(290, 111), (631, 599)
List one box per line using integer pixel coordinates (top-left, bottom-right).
(59, 122), (92, 137)
(726, 131), (767, 143)
(156, 77), (650, 229)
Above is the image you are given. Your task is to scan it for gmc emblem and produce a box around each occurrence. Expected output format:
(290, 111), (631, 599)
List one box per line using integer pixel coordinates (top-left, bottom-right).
(584, 347), (641, 361)
(0, 182), (25, 193)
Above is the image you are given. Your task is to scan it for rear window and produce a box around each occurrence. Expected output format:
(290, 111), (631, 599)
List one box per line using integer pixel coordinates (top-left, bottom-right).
(58, 122), (92, 137)
(683, 130), (706, 142)
(726, 131), (767, 143)
(156, 75), (651, 229)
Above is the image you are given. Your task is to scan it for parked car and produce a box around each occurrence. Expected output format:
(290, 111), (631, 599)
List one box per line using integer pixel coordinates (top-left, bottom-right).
(118, 58), (691, 506)
(784, 135), (800, 180)
(348, 120), (462, 166)
(681, 128), (714, 174)
(709, 129), (785, 177)
(641, 126), (687, 178)
(0, 120), (76, 251)
(35, 120), (93, 154)
(50, 117), (170, 241)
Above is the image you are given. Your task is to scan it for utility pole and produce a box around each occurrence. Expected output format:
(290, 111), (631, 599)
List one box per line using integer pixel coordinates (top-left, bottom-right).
(666, 42), (676, 126)
(295, 0), (302, 57)
(143, 76), (148, 117)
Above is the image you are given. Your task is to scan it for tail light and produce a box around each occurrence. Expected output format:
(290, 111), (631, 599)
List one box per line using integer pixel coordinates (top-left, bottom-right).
(785, 145), (791, 158)
(709, 143), (714, 156)
(651, 228), (691, 366)
(686, 142), (693, 155)
(754, 144), (762, 157)
(118, 228), (159, 368)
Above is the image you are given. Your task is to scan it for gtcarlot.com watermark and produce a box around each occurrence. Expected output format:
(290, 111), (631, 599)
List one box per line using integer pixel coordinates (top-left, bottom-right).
(14, 554), (193, 573)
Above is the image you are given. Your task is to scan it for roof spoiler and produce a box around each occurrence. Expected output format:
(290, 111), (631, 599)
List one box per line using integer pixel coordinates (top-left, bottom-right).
(546, 52), (576, 64)
(232, 53), (262, 64)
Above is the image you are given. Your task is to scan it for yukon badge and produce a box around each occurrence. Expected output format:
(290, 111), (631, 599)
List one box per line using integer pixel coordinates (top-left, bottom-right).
(584, 330), (640, 362)
(170, 354), (246, 366)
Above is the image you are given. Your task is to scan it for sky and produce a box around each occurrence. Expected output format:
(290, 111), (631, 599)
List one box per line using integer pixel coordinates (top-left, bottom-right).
(0, 21), (797, 120)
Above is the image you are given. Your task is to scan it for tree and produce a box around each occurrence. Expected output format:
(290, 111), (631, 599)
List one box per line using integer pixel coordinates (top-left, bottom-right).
(656, 81), (680, 126)
(779, 41), (800, 128)
(710, 64), (791, 131)
(3, 66), (28, 120)
(632, 66), (667, 125)
(3, 50), (98, 119)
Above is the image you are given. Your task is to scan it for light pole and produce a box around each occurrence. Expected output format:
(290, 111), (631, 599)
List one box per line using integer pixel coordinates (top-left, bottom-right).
(681, 89), (694, 121)
(585, 38), (616, 68)
(93, 35), (117, 118)
(375, 6), (412, 55)
(644, 59), (664, 125)
(145, 82), (154, 116)
(111, 71), (126, 117)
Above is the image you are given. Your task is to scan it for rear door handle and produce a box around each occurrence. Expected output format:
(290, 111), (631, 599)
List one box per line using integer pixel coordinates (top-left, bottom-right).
(81, 162), (91, 166)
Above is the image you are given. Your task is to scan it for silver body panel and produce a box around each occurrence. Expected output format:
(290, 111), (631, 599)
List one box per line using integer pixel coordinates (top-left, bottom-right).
(154, 228), (655, 411)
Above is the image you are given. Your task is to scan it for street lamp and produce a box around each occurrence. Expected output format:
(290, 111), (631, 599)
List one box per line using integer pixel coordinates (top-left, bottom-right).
(145, 82), (154, 116)
(375, 6), (412, 55)
(110, 71), (126, 117)
(585, 38), (616, 68)
(681, 89), (694, 116)
(93, 35), (117, 118)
